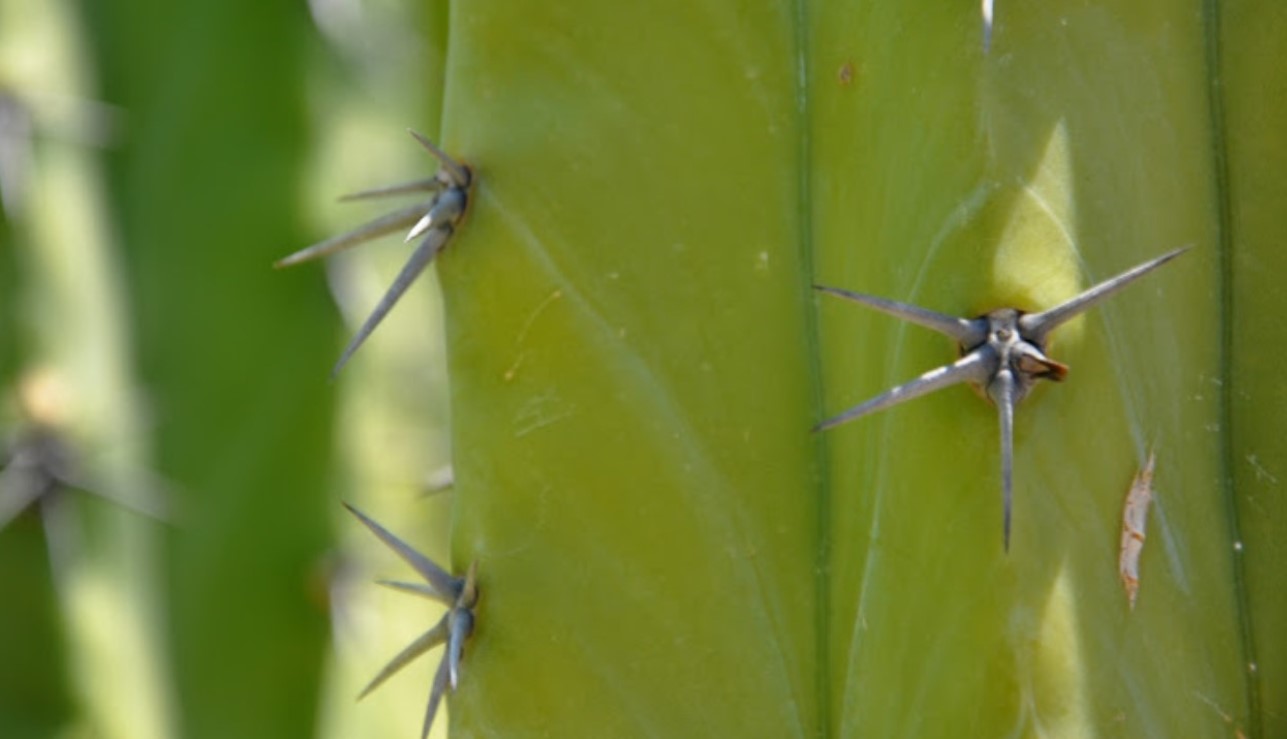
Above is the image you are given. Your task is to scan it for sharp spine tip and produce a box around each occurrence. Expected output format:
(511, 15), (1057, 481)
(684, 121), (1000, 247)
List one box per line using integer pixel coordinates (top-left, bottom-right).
(407, 129), (470, 186)
(405, 213), (434, 243)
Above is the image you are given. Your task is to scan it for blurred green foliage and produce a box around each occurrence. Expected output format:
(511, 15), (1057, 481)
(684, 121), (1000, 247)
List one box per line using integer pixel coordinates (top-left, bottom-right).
(1, 0), (449, 737)
(84, 3), (334, 734)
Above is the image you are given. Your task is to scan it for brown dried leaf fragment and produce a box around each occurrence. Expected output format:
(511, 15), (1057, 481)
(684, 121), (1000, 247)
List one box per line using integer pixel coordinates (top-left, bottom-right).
(1119, 451), (1156, 610)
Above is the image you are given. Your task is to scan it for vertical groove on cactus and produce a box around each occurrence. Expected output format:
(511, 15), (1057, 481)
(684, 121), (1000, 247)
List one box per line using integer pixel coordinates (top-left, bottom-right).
(1203, 0), (1261, 734)
(790, 1), (833, 736)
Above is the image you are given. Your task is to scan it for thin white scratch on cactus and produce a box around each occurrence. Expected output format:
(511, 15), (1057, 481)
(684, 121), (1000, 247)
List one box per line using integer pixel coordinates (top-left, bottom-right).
(1021, 184), (1078, 261)
(1193, 690), (1248, 738)
(504, 289), (564, 382)
(1119, 452), (1155, 610)
(513, 390), (576, 439)
(1247, 454), (1279, 485)
(513, 406), (576, 439)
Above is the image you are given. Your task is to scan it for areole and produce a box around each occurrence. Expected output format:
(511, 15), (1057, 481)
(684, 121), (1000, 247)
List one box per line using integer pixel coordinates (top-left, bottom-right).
(814, 246), (1189, 550)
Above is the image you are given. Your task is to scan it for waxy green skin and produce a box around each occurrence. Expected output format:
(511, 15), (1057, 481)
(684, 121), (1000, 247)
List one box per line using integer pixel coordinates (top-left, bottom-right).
(423, 2), (1276, 738)
(430, 1), (1278, 738)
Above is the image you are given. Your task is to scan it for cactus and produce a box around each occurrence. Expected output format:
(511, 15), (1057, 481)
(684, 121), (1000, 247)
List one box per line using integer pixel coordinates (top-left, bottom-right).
(1, 1), (1283, 738)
